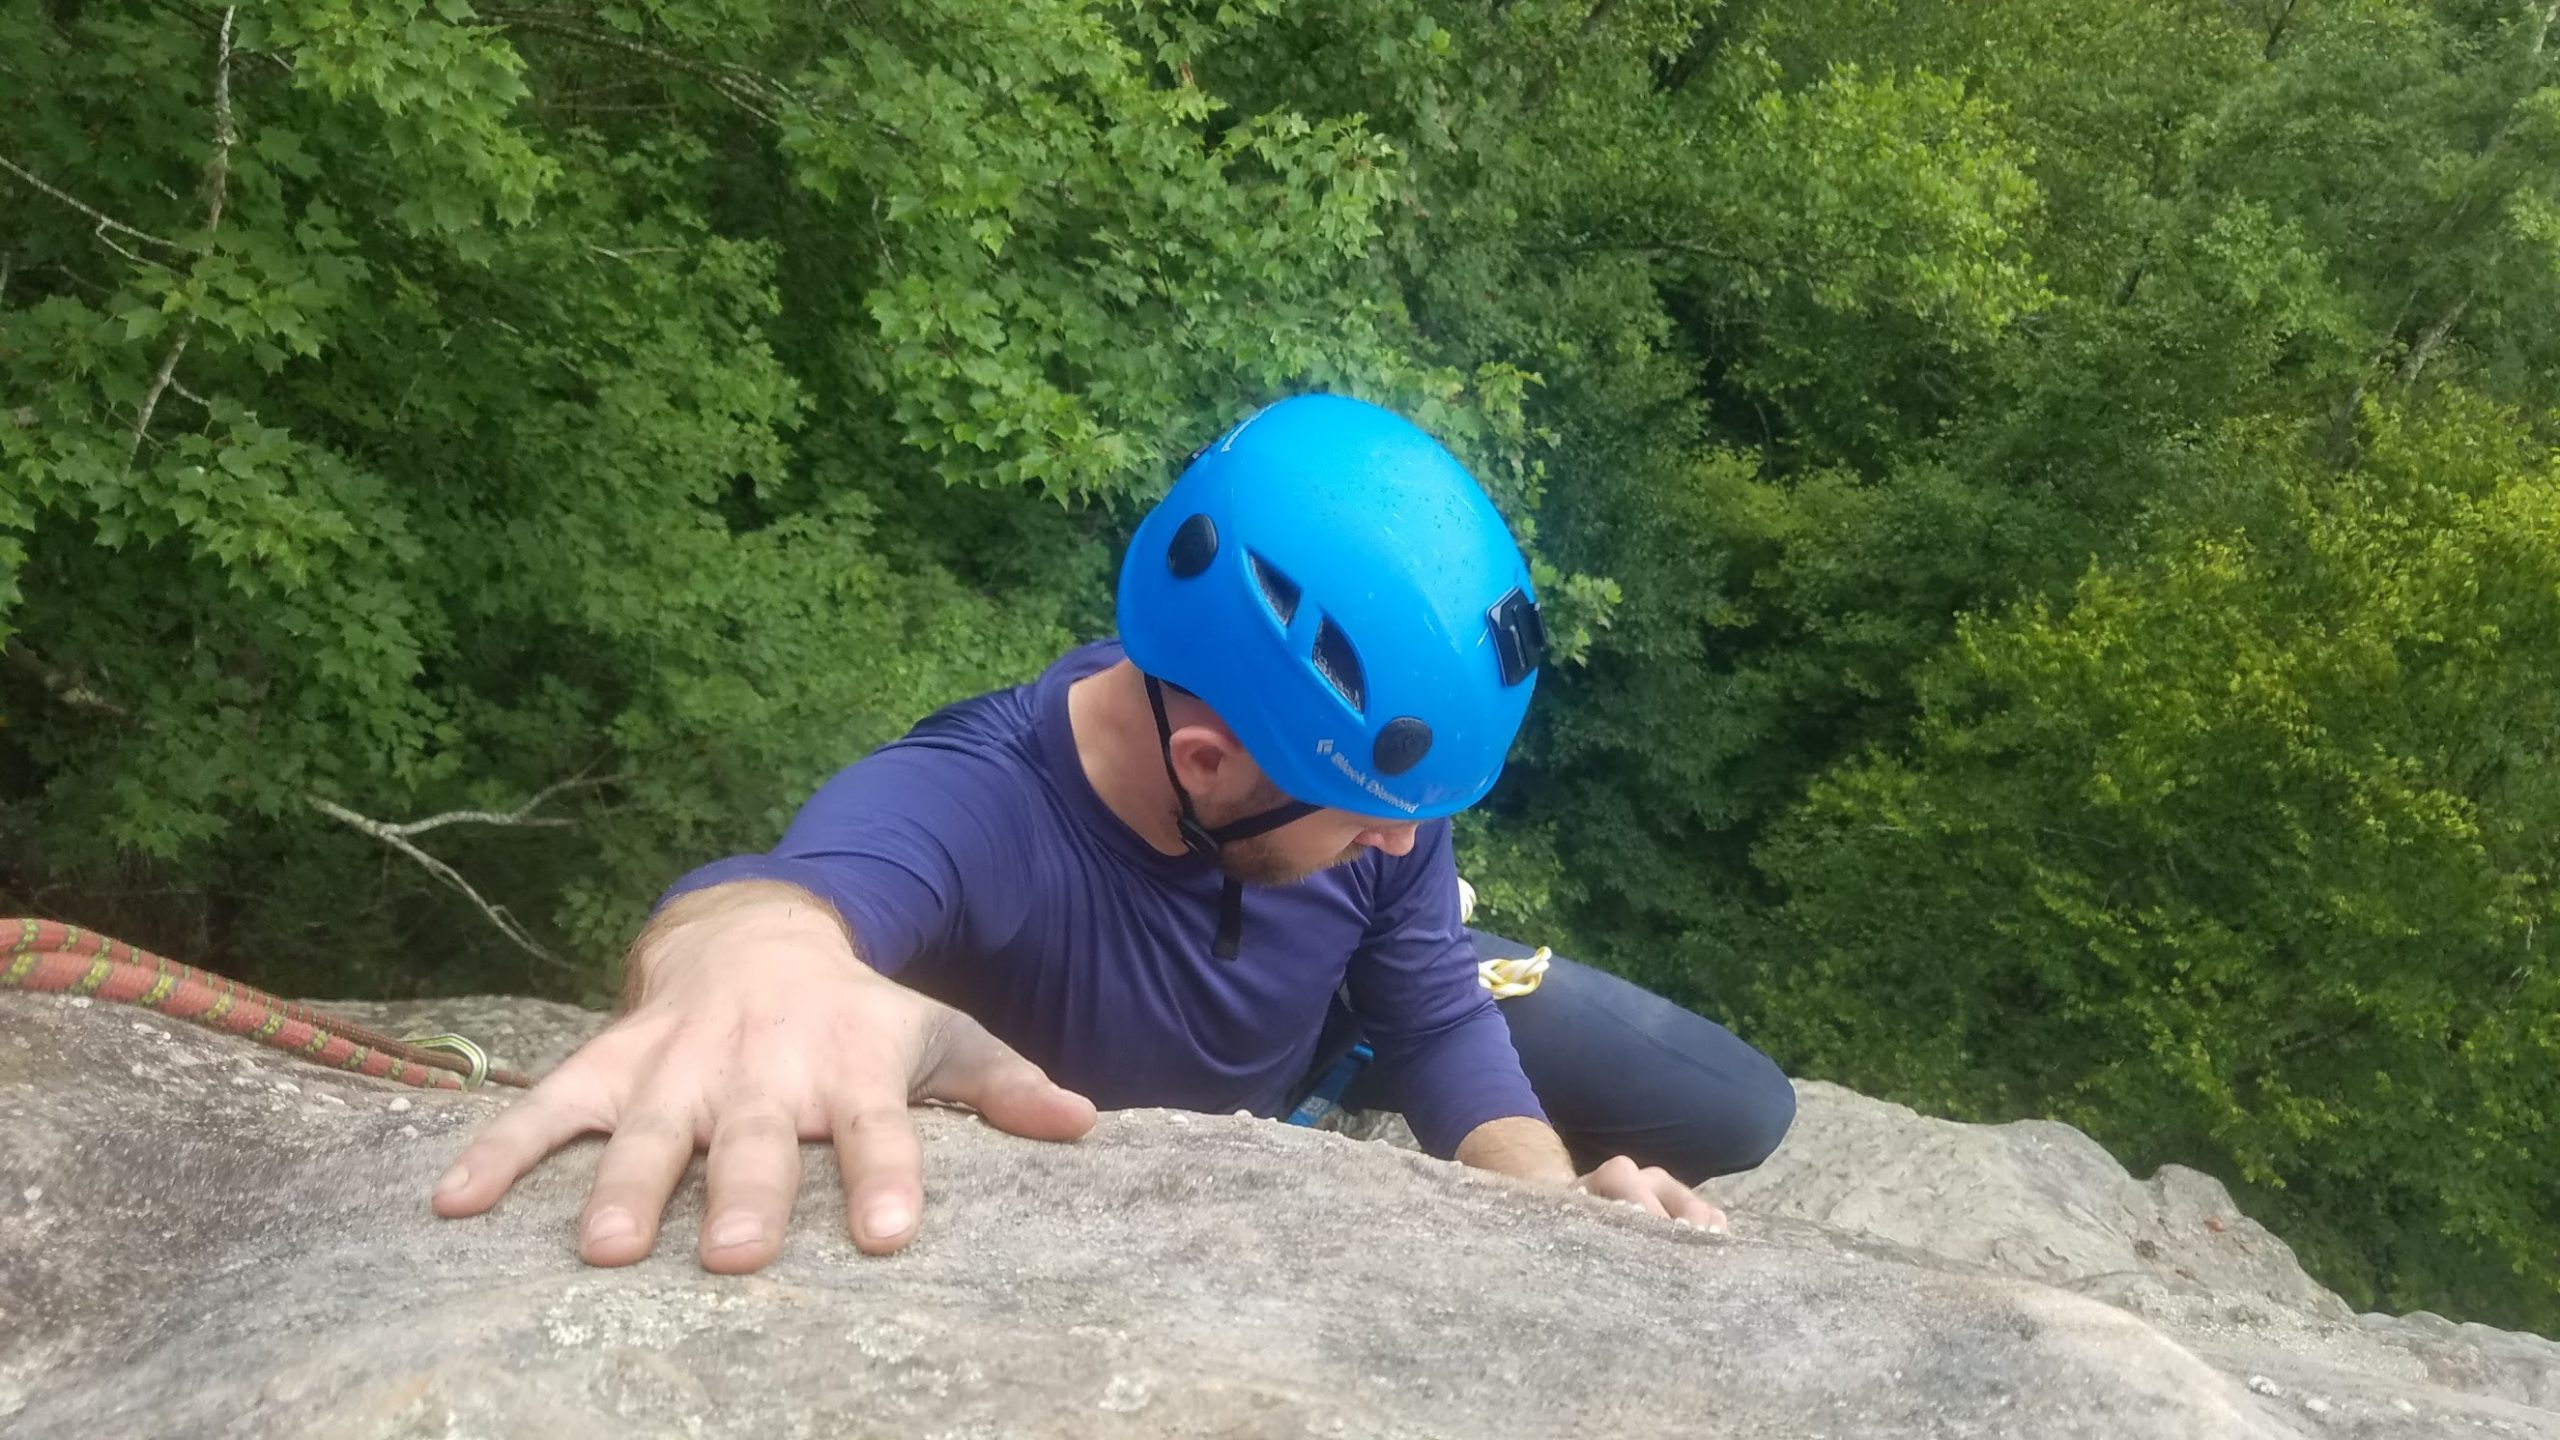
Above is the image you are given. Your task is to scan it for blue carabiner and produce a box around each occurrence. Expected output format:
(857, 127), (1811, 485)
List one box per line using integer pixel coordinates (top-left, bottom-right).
(1284, 1042), (1375, 1127)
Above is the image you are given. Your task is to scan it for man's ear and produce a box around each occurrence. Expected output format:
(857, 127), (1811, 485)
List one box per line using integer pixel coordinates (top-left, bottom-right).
(1166, 724), (1242, 800)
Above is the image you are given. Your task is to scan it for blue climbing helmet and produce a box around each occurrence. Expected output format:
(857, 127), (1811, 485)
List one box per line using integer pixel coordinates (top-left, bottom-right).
(1117, 394), (1547, 826)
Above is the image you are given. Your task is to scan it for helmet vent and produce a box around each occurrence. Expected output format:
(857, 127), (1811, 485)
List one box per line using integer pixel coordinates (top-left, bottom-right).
(1247, 552), (1301, 627)
(1166, 514), (1219, 579)
(1374, 717), (1433, 776)
(1310, 617), (1366, 714)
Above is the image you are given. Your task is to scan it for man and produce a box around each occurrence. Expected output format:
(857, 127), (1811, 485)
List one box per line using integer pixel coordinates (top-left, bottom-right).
(433, 394), (1794, 1272)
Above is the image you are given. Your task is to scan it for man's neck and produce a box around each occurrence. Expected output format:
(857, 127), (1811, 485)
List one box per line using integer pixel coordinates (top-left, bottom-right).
(1067, 660), (1189, 857)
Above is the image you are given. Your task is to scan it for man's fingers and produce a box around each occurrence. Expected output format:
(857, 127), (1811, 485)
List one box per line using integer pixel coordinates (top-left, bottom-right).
(921, 1017), (1098, 1143)
(832, 1102), (926, 1255)
(577, 1108), (700, 1267)
(1644, 1168), (1726, 1232)
(1574, 1156), (1734, 1232)
(699, 1101), (804, 1274)
(1677, 1195), (1731, 1234)
(1572, 1154), (1641, 1205)
(433, 1087), (606, 1219)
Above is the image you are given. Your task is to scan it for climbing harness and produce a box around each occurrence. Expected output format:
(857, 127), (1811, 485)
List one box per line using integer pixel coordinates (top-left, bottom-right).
(3, 917), (531, 1091)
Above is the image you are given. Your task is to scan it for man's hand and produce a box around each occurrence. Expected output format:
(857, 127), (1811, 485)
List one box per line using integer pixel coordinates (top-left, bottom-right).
(1573, 1155), (1728, 1233)
(430, 882), (1097, 1272)
(1458, 1115), (1727, 1233)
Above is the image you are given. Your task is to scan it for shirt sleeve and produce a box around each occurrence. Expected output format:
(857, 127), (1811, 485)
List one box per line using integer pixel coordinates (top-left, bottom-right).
(654, 739), (1024, 978)
(1342, 820), (1547, 1158)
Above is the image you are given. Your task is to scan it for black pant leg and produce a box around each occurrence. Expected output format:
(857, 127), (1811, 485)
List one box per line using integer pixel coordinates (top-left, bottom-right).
(1469, 928), (1797, 1184)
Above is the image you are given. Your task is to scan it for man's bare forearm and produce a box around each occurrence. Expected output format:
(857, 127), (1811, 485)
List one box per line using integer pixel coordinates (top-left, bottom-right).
(619, 879), (859, 1010)
(1453, 1115), (1578, 1187)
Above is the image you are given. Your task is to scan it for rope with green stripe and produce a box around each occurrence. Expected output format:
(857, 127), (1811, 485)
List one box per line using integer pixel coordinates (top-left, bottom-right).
(4, 917), (532, 1091)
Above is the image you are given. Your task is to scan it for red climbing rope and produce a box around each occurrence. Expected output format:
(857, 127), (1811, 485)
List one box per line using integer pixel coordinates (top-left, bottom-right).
(3, 916), (533, 1090)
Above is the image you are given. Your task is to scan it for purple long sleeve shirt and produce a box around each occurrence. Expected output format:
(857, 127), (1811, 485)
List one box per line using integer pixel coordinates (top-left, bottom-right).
(659, 639), (1545, 1157)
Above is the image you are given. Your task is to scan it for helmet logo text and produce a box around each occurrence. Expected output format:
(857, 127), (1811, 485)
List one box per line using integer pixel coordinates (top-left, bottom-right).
(1322, 744), (1419, 814)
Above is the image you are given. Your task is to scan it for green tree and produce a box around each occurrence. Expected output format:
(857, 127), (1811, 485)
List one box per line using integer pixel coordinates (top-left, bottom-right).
(1755, 397), (2560, 1329)
(0, 0), (1570, 993)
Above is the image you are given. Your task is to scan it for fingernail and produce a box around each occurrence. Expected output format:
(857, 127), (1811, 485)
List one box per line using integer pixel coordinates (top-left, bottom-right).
(1707, 1217), (1729, 1236)
(434, 1164), (470, 1197)
(708, 1213), (765, 1250)
(861, 1197), (915, 1242)
(585, 1208), (637, 1245)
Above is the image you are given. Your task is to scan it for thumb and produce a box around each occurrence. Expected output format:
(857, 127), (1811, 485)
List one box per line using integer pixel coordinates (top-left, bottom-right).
(919, 1016), (1099, 1143)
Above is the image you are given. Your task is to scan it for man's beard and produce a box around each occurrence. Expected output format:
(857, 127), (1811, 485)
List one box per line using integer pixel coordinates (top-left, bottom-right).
(1216, 833), (1364, 887)
(1186, 782), (1359, 887)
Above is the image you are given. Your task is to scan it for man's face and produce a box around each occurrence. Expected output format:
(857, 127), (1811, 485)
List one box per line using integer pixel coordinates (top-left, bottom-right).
(1201, 776), (1422, 886)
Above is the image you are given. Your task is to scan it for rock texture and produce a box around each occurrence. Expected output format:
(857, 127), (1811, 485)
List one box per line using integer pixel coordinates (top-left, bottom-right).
(2, 990), (2554, 1439)
(1703, 1082), (2560, 1432)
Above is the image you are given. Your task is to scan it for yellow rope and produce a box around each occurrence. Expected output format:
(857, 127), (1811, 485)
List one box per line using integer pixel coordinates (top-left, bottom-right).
(1478, 946), (1550, 999)
(1457, 877), (1550, 998)
(400, 1032), (493, 1089)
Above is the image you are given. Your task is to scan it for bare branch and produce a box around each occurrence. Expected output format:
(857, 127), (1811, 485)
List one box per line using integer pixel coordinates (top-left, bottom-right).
(307, 795), (573, 970)
(2261, 0), (2301, 61)
(139, 0), (295, 77)
(0, 155), (195, 254)
(125, 331), (193, 473)
(359, 773), (620, 839)
(2, 643), (133, 718)
(480, 11), (789, 125)
(204, 7), (237, 235)
(92, 224), (169, 273)
(2329, 6), (2552, 458)
(544, 77), (662, 103)
(2394, 290), (2472, 389)
(34, 262), (112, 298)
(125, 9), (236, 477)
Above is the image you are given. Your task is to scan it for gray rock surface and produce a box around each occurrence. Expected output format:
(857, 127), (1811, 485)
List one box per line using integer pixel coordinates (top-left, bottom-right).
(1, 991), (2553, 1439)
(1702, 1081), (2560, 1432)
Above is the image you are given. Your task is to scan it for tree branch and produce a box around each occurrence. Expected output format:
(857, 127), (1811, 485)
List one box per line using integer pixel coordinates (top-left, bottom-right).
(2393, 290), (2471, 389)
(124, 8), (235, 477)
(2113, 260), (2148, 308)
(2329, 5), (2553, 459)
(2261, 0), (2301, 61)
(480, 10), (790, 125)
(0, 155), (194, 255)
(2, 643), (133, 718)
(358, 772), (619, 839)
(307, 793), (582, 970)
(204, 7), (236, 235)
(125, 332), (193, 473)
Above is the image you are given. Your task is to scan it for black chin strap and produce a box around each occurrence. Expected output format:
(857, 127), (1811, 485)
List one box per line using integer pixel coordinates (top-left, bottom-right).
(1146, 676), (1317, 959)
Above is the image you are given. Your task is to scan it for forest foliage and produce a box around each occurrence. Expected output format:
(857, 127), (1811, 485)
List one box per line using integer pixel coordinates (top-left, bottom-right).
(5, 0), (2556, 1331)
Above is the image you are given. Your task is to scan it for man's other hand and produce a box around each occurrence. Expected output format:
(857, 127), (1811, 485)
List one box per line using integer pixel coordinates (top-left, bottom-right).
(1574, 1155), (1729, 1233)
